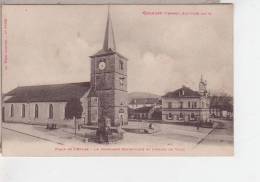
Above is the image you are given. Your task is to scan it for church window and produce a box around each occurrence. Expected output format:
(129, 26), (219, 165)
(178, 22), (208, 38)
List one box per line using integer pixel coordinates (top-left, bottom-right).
(49, 104), (53, 119)
(119, 78), (124, 88)
(22, 104), (25, 118)
(35, 104), (39, 118)
(119, 60), (124, 70)
(11, 104), (14, 117)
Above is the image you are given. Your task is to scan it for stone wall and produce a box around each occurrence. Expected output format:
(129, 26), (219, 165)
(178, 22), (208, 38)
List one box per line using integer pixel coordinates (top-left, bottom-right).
(90, 53), (128, 126)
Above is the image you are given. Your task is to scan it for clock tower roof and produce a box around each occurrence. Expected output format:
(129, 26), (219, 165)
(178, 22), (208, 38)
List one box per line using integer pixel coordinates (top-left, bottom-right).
(103, 6), (116, 52)
(90, 7), (127, 60)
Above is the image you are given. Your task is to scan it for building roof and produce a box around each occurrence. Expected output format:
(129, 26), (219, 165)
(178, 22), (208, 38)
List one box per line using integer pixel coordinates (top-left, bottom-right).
(129, 98), (160, 105)
(134, 106), (153, 113)
(90, 7), (127, 60)
(90, 7), (116, 58)
(4, 82), (91, 103)
(103, 7), (116, 52)
(162, 86), (201, 98)
(90, 49), (127, 60)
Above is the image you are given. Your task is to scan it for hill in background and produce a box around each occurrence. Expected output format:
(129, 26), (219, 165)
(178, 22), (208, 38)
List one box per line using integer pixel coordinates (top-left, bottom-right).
(128, 92), (160, 103)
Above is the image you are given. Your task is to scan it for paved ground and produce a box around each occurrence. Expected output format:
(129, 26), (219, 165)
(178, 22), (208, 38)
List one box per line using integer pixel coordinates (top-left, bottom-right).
(1, 119), (233, 156)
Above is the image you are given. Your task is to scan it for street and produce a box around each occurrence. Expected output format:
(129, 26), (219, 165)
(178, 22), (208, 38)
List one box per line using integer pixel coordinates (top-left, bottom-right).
(1, 119), (233, 156)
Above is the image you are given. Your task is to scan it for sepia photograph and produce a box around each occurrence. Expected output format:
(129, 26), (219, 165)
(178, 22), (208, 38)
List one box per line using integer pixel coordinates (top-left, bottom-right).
(1, 4), (233, 156)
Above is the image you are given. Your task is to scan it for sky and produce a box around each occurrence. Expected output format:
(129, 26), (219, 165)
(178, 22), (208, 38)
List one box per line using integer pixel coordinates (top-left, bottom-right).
(2, 5), (233, 95)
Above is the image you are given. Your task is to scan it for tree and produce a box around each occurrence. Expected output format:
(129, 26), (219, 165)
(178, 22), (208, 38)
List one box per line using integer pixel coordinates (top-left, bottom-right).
(209, 95), (233, 112)
(65, 98), (83, 119)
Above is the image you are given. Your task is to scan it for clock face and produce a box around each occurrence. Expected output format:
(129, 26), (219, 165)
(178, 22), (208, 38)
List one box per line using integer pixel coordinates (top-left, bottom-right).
(98, 62), (106, 70)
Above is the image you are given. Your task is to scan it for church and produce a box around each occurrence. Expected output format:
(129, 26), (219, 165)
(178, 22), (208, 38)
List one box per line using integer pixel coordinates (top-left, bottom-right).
(2, 9), (128, 128)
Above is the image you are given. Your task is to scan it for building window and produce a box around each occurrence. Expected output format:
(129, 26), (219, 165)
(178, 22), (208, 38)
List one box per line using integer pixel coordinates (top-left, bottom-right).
(179, 113), (184, 120)
(22, 104), (25, 118)
(168, 113), (173, 120)
(191, 113), (195, 120)
(168, 102), (172, 109)
(192, 102), (197, 108)
(119, 60), (124, 70)
(188, 101), (191, 108)
(35, 104), (39, 118)
(10, 104), (14, 117)
(49, 104), (53, 119)
(180, 102), (183, 109)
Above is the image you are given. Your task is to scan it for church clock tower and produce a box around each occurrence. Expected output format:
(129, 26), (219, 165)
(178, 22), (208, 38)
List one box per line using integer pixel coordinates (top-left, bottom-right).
(88, 8), (128, 126)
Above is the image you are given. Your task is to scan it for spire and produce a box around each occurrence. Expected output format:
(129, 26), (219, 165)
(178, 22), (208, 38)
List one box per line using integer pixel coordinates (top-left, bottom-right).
(103, 6), (116, 51)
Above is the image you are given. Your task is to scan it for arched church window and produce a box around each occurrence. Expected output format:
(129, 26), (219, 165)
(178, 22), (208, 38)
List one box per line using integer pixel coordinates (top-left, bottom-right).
(35, 104), (39, 118)
(119, 78), (124, 88)
(22, 104), (25, 118)
(49, 104), (53, 119)
(119, 60), (124, 70)
(11, 104), (14, 117)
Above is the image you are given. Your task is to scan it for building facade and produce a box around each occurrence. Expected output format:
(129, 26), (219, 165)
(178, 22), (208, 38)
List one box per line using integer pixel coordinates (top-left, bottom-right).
(3, 82), (90, 126)
(162, 78), (210, 122)
(128, 98), (160, 109)
(128, 106), (153, 120)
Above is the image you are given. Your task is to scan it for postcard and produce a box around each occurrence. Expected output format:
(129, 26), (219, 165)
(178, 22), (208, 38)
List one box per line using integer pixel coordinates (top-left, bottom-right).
(1, 4), (233, 156)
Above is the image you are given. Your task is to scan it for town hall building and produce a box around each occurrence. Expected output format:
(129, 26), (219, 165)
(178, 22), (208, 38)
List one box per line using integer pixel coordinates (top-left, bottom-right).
(2, 9), (128, 127)
(162, 76), (210, 122)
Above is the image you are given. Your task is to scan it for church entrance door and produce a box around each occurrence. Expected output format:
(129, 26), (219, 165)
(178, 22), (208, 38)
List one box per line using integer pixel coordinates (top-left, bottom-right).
(119, 114), (124, 126)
